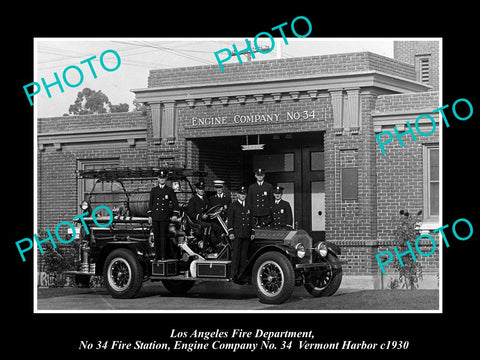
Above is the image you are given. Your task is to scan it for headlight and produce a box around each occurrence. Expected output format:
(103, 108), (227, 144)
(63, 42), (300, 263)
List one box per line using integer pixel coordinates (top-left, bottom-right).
(295, 243), (306, 258)
(316, 242), (328, 257)
(80, 201), (89, 211)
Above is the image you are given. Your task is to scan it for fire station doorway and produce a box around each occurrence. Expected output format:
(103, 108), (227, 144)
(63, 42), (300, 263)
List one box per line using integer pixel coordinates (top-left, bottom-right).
(241, 132), (325, 242)
(191, 131), (325, 242)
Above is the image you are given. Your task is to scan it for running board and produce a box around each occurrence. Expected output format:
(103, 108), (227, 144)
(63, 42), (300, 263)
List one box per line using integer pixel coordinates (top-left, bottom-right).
(150, 274), (231, 282)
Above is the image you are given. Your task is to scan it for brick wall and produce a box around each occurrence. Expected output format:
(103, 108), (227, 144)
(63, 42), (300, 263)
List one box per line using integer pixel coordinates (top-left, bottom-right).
(324, 92), (378, 245)
(394, 41), (440, 91)
(38, 111), (148, 133)
(374, 91), (439, 243)
(37, 111), (153, 242)
(375, 91), (439, 113)
(148, 52), (416, 88)
(374, 91), (440, 278)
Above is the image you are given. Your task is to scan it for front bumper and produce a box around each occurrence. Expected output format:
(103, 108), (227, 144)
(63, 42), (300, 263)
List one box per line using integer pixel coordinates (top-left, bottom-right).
(295, 260), (346, 270)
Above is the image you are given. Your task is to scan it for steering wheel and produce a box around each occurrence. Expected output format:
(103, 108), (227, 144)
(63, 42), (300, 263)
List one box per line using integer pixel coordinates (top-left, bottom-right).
(204, 204), (224, 218)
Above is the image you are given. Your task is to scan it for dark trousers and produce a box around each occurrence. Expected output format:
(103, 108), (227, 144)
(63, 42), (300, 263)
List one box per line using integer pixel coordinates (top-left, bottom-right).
(231, 237), (249, 278)
(152, 220), (169, 259)
(197, 221), (224, 245)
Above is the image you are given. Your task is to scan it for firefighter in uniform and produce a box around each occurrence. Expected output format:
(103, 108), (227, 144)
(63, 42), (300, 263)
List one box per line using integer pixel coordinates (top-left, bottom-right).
(186, 180), (210, 221)
(227, 186), (254, 281)
(147, 170), (179, 260)
(208, 179), (230, 219)
(270, 186), (293, 229)
(186, 180), (224, 248)
(247, 168), (274, 227)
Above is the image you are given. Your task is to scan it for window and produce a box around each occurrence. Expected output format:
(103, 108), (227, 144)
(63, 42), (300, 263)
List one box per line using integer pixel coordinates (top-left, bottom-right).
(78, 159), (124, 215)
(310, 151), (324, 171)
(423, 145), (439, 220)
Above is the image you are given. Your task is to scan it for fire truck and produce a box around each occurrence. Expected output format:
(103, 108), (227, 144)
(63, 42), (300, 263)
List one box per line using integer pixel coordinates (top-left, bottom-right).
(67, 167), (343, 304)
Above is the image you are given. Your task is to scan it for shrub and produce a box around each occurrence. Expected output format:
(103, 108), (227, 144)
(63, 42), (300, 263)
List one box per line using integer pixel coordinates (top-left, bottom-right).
(42, 244), (77, 287)
(391, 209), (424, 289)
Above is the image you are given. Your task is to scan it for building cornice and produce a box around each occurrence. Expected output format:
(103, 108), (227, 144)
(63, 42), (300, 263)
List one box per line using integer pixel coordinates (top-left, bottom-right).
(372, 110), (439, 133)
(37, 127), (147, 151)
(132, 71), (430, 105)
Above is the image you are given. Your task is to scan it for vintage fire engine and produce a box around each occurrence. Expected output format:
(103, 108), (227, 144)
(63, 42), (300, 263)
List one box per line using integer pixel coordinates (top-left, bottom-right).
(68, 167), (343, 305)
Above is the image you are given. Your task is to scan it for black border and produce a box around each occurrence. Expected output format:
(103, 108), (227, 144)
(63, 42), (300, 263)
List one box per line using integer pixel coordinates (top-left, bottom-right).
(7, 6), (478, 356)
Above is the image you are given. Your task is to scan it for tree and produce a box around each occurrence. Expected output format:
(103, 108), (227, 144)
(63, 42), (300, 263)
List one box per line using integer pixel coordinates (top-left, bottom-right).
(133, 98), (147, 114)
(110, 103), (130, 113)
(68, 88), (129, 115)
(69, 88), (108, 115)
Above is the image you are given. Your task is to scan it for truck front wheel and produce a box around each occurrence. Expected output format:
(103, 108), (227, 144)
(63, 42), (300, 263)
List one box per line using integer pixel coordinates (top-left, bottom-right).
(103, 248), (143, 299)
(252, 252), (295, 304)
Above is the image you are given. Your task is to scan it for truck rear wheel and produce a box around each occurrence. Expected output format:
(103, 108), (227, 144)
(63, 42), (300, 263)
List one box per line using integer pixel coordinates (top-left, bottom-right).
(304, 254), (343, 297)
(104, 248), (143, 299)
(252, 251), (295, 304)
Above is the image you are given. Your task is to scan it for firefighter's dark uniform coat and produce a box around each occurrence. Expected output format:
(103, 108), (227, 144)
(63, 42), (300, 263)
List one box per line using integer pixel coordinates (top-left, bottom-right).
(270, 199), (293, 228)
(247, 181), (274, 218)
(147, 185), (179, 220)
(186, 194), (224, 245)
(209, 192), (231, 210)
(227, 200), (254, 279)
(147, 184), (179, 259)
(186, 194), (210, 221)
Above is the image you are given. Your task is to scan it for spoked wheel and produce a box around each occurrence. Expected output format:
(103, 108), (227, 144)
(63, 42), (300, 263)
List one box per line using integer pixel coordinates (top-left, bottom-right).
(304, 254), (343, 297)
(103, 248), (143, 299)
(252, 252), (295, 304)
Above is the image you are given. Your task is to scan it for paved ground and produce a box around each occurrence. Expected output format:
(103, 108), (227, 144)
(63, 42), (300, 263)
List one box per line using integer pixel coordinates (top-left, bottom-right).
(36, 281), (439, 311)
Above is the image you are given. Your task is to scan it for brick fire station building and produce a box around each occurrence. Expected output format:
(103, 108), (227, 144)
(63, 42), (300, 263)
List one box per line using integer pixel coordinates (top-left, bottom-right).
(37, 41), (440, 289)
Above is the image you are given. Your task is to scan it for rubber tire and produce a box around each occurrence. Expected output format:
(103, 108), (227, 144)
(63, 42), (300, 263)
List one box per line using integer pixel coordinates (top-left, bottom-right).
(252, 251), (295, 305)
(103, 248), (143, 299)
(304, 254), (343, 297)
(161, 280), (196, 295)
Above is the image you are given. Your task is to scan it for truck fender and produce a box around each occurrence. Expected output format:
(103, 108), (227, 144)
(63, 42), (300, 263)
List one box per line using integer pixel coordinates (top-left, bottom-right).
(324, 241), (341, 256)
(96, 241), (150, 276)
(242, 244), (295, 277)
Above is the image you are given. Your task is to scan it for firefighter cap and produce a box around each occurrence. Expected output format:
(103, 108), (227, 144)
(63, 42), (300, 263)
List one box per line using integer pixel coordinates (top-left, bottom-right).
(237, 186), (247, 194)
(254, 168), (266, 175)
(213, 180), (225, 188)
(195, 180), (206, 189)
(273, 185), (284, 194)
(157, 169), (168, 178)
